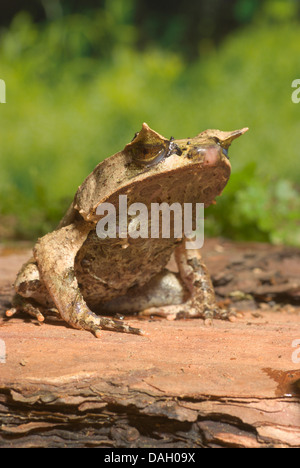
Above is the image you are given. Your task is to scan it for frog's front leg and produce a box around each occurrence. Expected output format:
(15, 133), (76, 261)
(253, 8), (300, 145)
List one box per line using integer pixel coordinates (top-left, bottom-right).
(33, 222), (143, 337)
(141, 239), (235, 323)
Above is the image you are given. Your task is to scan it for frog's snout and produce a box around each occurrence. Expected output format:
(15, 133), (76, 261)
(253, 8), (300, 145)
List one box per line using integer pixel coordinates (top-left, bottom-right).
(203, 146), (225, 166)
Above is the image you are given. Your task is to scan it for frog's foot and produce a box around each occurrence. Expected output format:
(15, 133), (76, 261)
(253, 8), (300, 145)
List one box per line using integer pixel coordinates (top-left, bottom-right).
(70, 306), (145, 338)
(140, 302), (236, 325)
(6, 295), (144, 337)
(6, 295), (46, 323)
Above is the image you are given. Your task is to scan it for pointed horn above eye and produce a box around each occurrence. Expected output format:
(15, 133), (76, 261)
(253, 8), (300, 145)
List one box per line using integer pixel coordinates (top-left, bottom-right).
(124, 123), (170, 167)
(222, 127), (249, 146)
(228, 127), (249, 139)
(132, 123), (167, 145)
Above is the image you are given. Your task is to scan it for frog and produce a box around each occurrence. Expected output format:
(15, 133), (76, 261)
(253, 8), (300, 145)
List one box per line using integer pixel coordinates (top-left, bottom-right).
(6, 123), (248, 338)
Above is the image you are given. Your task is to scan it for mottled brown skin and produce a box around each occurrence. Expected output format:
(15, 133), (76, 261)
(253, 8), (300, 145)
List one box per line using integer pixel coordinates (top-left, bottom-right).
(7, 123), (248, 337)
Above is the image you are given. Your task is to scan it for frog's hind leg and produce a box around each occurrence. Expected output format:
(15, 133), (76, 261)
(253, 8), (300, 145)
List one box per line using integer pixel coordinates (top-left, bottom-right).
(33, 222), (144, 337)
(6, 258), (55, 323)
(140, 240), (236, 323)
(7, 295), (46, 323)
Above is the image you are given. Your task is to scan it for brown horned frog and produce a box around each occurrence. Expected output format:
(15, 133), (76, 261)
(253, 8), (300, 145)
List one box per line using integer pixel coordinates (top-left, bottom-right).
(7, 123), (248, 337)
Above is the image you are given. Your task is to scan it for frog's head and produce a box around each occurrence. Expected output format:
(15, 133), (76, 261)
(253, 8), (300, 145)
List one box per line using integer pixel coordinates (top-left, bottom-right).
(173, 127), (249, 169)
(193, 128), (249, 159)
(75, 124), (248, 222)
(125, 123), (248, 169)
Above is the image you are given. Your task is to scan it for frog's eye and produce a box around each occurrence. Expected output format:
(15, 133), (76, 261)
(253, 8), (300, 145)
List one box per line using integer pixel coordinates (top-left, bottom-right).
(133, 143), (169, 167)
(222, 147), (229, 159)
(125, 123), (171, 167)
(212, 137), (229, 159)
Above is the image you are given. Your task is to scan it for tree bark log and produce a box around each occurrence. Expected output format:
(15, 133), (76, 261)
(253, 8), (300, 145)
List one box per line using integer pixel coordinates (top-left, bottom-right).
(0, 239), (299, 448)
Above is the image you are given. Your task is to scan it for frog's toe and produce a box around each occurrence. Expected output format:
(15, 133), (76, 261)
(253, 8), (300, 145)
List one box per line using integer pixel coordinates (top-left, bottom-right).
(94, 316), (144, 336)
(6, 297), (45, 323)
(77, 310), (144, 337)
(140, 302), (238, 324)
(140, 303), (215, 321)
(5, 307), (17, 317)
(200, 304), (238, 324)
(139, 304), (186, 321)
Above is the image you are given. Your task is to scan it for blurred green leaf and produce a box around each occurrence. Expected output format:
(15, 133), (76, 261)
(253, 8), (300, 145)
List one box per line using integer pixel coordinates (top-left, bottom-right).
(0, 8), (299, 246)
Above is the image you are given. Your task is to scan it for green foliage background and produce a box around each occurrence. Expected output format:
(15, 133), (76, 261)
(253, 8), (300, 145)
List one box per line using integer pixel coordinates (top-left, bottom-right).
(0, 0), (300, 245)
